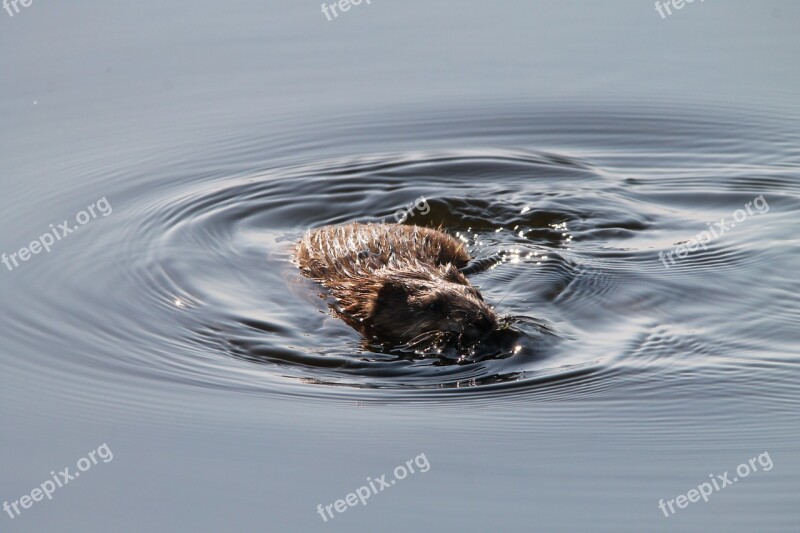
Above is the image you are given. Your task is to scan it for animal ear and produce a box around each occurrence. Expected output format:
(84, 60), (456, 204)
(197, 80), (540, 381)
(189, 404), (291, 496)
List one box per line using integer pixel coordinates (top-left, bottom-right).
(376, 281), (408, 304)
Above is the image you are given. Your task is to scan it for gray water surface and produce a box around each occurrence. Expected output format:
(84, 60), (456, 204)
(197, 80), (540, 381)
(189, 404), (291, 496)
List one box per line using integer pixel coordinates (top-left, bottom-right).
(1, 2), (799, 532)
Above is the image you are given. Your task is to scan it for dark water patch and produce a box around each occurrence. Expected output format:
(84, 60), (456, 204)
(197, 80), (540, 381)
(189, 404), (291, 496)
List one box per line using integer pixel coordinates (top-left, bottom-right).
(2, 102), (798, 408)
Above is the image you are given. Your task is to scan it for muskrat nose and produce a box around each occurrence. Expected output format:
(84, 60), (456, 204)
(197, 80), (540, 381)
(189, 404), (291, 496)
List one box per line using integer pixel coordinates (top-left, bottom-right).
(461, 314), (494, 344)
(474, 313), (495, 334)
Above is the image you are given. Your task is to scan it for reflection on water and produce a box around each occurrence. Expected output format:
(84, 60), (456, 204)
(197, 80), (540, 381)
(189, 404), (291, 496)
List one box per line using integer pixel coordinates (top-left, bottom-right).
(2, 1), (799, 531)
(5, 104), (798, 403)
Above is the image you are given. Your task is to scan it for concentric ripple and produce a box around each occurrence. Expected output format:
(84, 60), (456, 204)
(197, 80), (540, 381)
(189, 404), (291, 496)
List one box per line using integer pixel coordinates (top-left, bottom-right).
(115, 149), (592, 391)
(5, 102), (799, 402)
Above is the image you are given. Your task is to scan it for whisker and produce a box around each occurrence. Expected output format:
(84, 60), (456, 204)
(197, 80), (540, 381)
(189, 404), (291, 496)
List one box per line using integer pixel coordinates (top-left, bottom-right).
(496, 296), (529, 316)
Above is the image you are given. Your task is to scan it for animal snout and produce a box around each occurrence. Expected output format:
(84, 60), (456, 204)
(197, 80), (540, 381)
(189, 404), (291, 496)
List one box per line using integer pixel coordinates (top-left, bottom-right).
(474, 313), (495, 334)
(462, 312), (495, 342)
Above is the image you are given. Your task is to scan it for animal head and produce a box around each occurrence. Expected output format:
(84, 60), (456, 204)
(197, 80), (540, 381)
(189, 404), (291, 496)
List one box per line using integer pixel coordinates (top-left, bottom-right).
(366, 264), (497, 344)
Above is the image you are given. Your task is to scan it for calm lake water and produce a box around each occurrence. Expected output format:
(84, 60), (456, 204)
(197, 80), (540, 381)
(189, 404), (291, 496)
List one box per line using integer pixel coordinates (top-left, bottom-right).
(1, 1), (799, 531)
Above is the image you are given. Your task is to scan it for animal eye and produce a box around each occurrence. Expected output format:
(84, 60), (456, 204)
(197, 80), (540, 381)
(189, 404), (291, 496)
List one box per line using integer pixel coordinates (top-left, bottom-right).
(429, 301), (442, 311)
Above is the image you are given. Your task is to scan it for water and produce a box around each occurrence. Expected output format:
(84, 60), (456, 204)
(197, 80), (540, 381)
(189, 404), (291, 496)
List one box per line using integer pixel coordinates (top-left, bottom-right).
(1, 2), (799, 532)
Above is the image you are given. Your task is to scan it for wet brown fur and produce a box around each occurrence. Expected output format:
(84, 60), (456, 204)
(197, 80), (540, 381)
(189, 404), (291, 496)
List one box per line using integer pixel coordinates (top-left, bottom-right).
(294, 223), (497, 343)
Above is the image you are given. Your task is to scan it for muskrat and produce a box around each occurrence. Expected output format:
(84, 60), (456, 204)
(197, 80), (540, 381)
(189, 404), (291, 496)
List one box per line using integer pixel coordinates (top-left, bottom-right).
(294, 223), (498, 345)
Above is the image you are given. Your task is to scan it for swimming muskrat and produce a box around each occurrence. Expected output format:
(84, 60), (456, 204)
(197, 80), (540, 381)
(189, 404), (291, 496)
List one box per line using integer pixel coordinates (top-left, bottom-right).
(294, 223), (498, 345)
